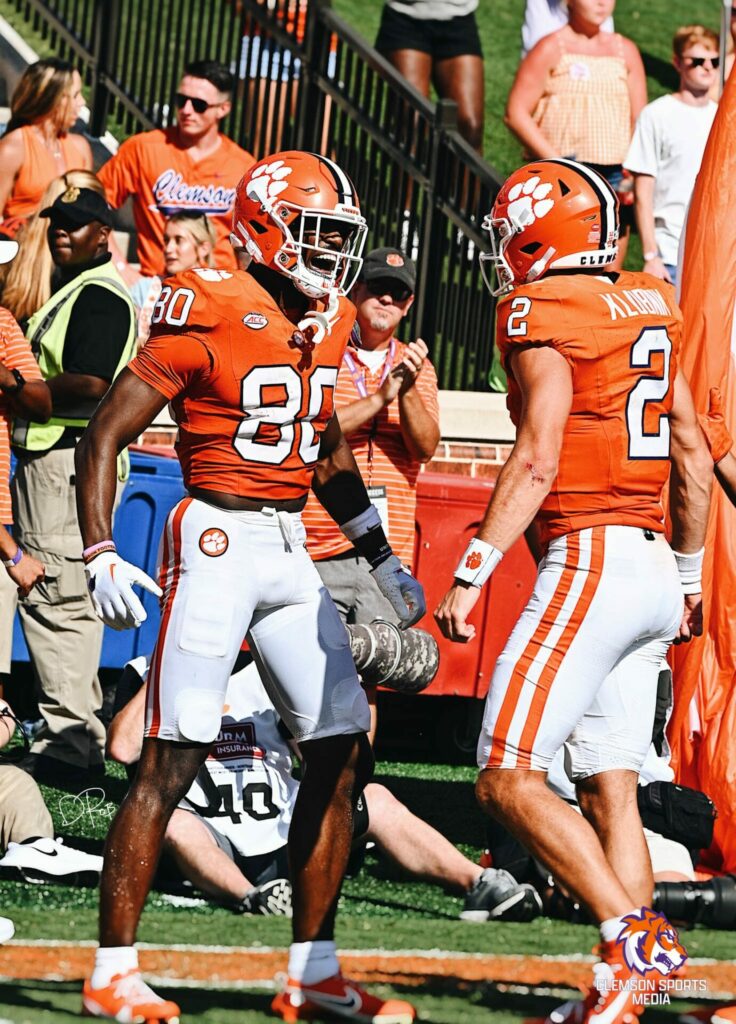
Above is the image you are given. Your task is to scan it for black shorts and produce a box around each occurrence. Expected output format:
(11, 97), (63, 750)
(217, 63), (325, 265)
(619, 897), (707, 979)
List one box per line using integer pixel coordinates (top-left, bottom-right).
(375, 6), (483, 61)
(188, 790), (371, 887)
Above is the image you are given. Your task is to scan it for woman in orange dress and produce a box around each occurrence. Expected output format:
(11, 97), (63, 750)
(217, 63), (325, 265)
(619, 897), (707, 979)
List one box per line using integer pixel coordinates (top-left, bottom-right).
(505, 0), (647, 266)
(0, 59), (92, 235)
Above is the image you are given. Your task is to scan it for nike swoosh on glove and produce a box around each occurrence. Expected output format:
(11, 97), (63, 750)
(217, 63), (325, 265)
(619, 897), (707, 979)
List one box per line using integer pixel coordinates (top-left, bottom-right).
(371, 555), (426, 629)
(85, 550), (162, 631)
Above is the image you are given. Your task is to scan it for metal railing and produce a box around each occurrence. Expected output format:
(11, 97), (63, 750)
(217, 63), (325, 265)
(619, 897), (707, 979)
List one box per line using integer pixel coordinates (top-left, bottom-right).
(7, 0), (504, 390)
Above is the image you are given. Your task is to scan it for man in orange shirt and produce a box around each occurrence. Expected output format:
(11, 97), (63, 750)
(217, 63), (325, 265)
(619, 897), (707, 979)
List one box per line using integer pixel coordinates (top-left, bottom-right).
(98, 60), (254, 276)
(302, 247), (440, 622)
(0, 240), (49, 691)
(436, 159), (711, 1022)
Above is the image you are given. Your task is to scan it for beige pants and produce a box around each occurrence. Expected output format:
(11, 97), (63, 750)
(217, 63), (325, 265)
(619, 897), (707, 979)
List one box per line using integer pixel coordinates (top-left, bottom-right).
(0, 764), (53, 849)
(12, 446), (107, 768)
(0, 568), (17, 675)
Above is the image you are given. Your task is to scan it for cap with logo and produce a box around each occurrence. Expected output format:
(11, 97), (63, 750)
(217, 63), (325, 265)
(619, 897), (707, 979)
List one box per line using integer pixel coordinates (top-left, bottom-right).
(359, 247), (416, 293)
(40, 187), (113, 228)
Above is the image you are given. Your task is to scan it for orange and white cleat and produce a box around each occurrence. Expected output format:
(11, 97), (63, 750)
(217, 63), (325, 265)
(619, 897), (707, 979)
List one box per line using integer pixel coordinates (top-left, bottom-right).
(82, 969), (181, 1022)
(271, 973), (416, 1023)
(545, 941), (646, 1024)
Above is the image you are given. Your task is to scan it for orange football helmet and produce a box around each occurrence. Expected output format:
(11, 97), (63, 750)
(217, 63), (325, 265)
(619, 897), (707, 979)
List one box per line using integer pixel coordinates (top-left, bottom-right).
(480, 159), (619, 295)
(232, 150), (367, 299)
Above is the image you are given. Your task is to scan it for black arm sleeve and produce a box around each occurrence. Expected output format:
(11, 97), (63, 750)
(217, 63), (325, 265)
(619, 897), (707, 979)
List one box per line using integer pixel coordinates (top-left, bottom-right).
(62, 284), (133, 380)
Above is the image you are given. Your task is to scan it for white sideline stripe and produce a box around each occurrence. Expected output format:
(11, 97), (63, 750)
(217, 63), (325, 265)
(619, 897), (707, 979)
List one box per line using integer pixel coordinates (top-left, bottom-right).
(0, 15), (38, 63)
(4, 940), (734, 969)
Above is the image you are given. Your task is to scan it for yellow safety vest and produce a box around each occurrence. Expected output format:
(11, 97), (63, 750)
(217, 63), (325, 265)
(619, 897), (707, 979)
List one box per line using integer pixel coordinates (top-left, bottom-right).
(12, 259), (136, 455)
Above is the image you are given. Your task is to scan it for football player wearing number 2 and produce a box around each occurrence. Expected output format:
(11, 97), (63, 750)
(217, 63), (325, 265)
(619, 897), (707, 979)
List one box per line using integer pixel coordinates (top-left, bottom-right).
(436, 160), (712, 1024)
(75, 151), (423, 1024)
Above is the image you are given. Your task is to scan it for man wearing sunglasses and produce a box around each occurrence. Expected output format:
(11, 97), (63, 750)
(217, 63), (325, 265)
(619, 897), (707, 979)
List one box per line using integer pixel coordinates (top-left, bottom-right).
(302, 247), (440, 730)
(624, 24), (719, 287)
(98, 60), (254, 277)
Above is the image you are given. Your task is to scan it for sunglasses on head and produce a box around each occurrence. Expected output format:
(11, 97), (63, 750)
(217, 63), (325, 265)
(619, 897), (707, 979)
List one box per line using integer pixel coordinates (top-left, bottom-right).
(365, 278), (413, 302)
(683, 55), (720, 69)
(175, 92), (221, 114)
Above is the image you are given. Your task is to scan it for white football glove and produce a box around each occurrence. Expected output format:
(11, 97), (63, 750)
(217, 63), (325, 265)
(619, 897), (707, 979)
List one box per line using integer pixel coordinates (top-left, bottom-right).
(371, 555), (426, 629)
(85, 550), (162, 631)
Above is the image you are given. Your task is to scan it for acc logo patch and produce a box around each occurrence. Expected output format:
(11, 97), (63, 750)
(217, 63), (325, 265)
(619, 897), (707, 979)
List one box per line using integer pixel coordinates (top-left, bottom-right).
(465, 552), (483, 570)
(615, 908), (687, 977)
(386, 252), (405, 267)
(199, 528), (229, 557)
(243, 312), (269, 330)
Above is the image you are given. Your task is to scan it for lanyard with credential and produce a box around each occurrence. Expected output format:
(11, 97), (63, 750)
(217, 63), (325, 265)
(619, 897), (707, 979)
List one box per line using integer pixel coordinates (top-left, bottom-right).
(343, 338), (397, 484)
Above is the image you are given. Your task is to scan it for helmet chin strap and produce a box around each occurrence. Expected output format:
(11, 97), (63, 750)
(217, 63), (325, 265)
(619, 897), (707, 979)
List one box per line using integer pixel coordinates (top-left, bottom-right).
(527, 245), (557, 283)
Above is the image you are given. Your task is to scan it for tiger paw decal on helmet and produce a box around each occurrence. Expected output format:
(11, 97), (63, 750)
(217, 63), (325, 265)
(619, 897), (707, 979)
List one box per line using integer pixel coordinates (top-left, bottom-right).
(247, 159), (293, 205)
(506, 177), (554, 229)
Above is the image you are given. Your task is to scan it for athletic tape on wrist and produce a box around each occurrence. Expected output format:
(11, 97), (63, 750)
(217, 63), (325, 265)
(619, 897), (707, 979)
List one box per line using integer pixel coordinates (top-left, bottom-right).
(454, 537), (504, 589)
(672, 547), (704, 595)
(340, 505), (382, 541)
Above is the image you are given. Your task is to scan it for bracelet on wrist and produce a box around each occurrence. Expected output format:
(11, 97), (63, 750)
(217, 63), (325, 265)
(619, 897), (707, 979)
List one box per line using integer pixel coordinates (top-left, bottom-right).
(83, 540), (117, 564)
(643, 250), (659, 262)
(672, 547), (704, 595)
(3, 547), (23, 569)
(454, 537), (504, 589)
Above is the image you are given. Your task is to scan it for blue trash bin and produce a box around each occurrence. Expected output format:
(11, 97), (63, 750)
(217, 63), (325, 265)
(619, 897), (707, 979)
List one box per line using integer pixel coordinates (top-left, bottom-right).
(12, 449), (186, 670)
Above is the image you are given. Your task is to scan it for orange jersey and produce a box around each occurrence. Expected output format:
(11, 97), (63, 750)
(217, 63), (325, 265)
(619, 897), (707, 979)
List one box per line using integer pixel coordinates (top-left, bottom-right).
(128, 268), (355, 500)
(497, 271), (682, 542)
(98, 129), (254, 276)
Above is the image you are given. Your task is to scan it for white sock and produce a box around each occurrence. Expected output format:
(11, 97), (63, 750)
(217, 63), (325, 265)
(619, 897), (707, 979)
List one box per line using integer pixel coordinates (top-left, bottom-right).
(288, 940), (339, 985)
(600, 909), (639, 944)
(90, 946), (138, 988)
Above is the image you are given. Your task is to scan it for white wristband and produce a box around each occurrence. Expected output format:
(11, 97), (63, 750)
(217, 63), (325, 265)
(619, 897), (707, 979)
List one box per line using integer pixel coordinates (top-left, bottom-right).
(454, 537), (504, 589)
(672, 547), (704, 595)
(341, 504), (382, 541)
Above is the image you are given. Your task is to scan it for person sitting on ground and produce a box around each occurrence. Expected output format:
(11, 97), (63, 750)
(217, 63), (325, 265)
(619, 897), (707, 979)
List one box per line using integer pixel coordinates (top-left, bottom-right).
(0, 59), (92, 238)
(0, 698), (103, 892)
(0, 170), (107, 332)
(130, 212), (217, 347)
(107, 652), (536, 921)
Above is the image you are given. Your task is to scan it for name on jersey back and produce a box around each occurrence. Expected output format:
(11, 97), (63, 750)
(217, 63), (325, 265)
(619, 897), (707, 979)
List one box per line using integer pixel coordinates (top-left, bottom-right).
(599, 287), (671, 321)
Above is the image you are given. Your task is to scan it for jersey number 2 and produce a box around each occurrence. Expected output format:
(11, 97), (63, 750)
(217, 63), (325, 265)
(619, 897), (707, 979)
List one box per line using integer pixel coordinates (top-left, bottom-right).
(234, 366), (338, 465)
(626, 327), (672, 459)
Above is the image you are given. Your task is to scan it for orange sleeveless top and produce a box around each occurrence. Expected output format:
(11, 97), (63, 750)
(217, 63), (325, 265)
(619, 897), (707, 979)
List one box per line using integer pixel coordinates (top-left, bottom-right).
(3, 125), (83, 221)
(533, 35), (632, 165)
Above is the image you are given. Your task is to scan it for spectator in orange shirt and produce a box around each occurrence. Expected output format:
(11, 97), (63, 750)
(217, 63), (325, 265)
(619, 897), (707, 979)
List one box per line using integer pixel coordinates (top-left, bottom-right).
(98, 60), (254, 276)
(302, 246), (440, 632)
(0, 241), (49, 693)
(0, 59), (92, 237)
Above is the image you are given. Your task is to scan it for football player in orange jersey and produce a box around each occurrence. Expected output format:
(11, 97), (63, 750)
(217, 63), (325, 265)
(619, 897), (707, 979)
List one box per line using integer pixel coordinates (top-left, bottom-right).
(74, 152), (423, 1024)
(436, 159), (713, 1023)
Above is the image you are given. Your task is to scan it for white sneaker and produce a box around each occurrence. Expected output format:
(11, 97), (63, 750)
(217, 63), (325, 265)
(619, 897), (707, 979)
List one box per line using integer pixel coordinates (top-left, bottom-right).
(0, 916), (14, 943)
(0, 836), (102, 884)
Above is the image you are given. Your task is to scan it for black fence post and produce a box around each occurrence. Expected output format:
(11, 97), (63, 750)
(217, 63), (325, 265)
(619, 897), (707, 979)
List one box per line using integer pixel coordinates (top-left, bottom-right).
(90, 0), (120, 137)
(416, 99), (458, 361)
(295, 0), (330, 152)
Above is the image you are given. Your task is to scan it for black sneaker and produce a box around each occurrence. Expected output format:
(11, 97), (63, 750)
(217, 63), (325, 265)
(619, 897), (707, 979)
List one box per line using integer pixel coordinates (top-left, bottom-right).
(460, 868), (542, 922)
(235, 878), (292, 917)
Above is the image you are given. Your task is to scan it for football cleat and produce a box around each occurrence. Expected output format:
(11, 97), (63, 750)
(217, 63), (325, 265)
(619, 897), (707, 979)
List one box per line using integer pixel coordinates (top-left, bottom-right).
(271, 974), (416, 1023)
(460, 867), (541, 922)
(82, 969), (181, 1022)
(235, 877), (292, 917)
(0, 915), (14, 943)
(544, 942), (646, 1024)
(0, 836), (102, 886)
